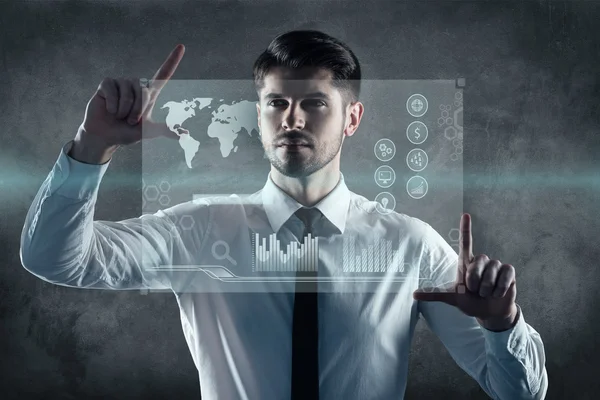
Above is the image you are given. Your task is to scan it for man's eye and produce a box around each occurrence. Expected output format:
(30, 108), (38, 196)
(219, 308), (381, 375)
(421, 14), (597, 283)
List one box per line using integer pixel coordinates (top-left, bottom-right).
(268, 100), (326, 107)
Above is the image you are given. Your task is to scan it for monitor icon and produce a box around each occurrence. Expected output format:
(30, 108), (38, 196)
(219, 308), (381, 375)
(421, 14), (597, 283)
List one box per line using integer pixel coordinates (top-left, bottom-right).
(374, 166), (396, 188)
(379, 171), (392, 184)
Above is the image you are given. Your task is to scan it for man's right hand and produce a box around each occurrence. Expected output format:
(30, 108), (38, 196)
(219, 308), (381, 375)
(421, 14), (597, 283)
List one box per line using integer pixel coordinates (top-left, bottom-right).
(78, 44), (188, 153)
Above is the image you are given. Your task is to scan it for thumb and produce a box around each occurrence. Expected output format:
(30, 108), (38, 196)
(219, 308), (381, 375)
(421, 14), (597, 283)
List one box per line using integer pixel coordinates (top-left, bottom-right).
(413, 288), (459, 307)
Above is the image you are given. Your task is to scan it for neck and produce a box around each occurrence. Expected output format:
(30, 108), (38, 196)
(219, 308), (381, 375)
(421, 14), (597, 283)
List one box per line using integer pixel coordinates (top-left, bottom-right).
(270, 159), (341, 207)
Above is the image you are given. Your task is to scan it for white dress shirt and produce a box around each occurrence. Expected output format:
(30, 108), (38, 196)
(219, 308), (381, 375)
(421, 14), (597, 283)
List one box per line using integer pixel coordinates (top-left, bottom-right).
(20, 140), (548, 400)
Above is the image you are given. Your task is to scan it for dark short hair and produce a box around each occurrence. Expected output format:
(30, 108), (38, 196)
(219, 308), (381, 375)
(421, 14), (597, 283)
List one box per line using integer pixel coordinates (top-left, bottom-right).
(253, 30), (361, 109)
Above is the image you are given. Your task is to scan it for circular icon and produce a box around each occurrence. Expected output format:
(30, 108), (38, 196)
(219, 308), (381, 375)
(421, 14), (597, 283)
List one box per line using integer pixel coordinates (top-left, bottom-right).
(406, 148), (428, 172)
(374, 165), (396, 188)
(374, 192), (396, 214)
(211, 240), (237, 265)
(406, 94), (429, 117)
(406, 121), (428, 145)
(406, 176), (428, 199)
(374, 138), (396, 162)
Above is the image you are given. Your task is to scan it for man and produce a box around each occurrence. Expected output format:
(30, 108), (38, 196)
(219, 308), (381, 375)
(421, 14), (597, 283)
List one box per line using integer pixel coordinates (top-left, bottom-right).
(20, 30), (547, 399)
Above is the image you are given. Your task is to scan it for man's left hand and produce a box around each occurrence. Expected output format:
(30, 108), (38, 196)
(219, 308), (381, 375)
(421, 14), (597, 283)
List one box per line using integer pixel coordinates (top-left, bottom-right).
(413, 213), (518, 331)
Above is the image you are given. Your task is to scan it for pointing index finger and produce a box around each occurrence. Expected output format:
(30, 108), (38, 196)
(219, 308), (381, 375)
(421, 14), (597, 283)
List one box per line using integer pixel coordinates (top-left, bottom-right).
(460, 213), (473, 264)
(150, 44), (185, 91)
(456, 213), (473, 291)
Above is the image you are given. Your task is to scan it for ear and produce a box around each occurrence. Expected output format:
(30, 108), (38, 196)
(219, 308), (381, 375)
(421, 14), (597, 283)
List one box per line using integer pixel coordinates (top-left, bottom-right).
(344, 101), (364, 138)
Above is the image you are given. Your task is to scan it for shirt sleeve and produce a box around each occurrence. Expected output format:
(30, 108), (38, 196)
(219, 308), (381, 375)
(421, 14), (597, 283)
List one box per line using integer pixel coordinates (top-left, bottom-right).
(416, 222), (548, 400)
(19, 140), (187, 291)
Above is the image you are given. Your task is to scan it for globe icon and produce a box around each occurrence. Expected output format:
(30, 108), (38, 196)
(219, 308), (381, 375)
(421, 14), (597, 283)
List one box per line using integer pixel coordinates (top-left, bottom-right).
(406, 94), (429, 117)
(411, 99), (424, 112)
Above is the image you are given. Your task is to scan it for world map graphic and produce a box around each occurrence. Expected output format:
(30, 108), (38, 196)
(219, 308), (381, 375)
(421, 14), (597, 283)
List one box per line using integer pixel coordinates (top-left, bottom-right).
(160, 98), (260, 168)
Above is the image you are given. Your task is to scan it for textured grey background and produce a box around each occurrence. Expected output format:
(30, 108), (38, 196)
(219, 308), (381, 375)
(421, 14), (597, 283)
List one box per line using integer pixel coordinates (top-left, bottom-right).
(1, 0), (599, 399)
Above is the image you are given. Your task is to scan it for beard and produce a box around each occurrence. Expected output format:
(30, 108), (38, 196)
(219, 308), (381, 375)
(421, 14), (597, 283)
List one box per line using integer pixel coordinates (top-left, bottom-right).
(262, 120), (345, 178)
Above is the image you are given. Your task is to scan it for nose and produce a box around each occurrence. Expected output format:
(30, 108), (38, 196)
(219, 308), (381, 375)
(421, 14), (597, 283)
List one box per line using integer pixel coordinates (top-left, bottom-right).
(281, 105), (306, 131)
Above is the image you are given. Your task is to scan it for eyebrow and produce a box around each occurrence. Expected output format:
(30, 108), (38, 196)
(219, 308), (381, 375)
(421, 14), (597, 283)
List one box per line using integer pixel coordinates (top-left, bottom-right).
(264, 91), (331, 100)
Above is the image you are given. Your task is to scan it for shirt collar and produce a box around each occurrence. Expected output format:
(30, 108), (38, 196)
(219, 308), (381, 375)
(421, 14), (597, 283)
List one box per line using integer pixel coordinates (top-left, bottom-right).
(261, 171), (351, 234)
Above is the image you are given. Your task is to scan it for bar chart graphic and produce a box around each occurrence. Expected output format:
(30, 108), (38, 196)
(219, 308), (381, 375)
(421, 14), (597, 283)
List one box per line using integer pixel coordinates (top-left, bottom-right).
(342, 234), (405, 273)
(154, 232), (415, 283)
(252, 233), (319, 272)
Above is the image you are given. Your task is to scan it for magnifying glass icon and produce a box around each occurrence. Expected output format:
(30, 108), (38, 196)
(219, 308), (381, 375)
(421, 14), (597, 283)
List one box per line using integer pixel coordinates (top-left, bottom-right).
(211, 240), (237, 266)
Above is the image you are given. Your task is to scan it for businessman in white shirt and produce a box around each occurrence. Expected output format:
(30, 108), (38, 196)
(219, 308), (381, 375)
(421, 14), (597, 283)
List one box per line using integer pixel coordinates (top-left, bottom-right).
(20, 30), (548, 399)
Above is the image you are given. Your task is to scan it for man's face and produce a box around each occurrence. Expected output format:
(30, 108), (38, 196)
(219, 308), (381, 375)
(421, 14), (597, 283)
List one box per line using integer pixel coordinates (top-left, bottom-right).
(256, 67), (349, 178)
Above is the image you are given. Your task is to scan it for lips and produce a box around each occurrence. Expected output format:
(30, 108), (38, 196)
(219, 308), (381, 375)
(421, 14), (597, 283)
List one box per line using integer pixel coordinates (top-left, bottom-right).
(278, 142), (310, 147)
(277, 143), (311, 153)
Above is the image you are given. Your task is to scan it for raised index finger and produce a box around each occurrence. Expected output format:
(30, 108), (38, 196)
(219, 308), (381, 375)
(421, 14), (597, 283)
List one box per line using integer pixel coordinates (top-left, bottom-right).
(150, 44), (185, 91)
(459, 213), (473, 265)
(456, 213), (473, 290)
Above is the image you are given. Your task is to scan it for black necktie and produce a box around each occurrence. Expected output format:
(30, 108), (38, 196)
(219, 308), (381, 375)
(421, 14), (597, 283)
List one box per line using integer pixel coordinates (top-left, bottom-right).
(291, 207), (321, 400)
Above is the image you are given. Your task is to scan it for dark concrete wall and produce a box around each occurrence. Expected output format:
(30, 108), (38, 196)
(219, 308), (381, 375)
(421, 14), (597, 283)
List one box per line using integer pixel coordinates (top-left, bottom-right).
(1, 0), (599, 398)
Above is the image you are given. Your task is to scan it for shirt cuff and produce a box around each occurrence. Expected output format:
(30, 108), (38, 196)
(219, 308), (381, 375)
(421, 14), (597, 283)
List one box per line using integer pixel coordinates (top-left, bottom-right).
(480, 303), (528, 361)
(50, 140), (112, 200)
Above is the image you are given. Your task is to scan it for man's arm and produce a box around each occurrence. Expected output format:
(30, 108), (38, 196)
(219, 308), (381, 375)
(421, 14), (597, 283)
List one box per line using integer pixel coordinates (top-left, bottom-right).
(418, 299), (547, 399)
(416, 223), (548, 400)
(20, 140), (189, 290)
